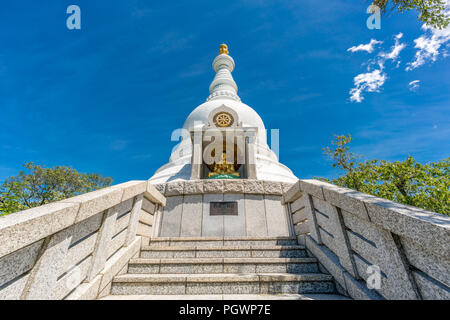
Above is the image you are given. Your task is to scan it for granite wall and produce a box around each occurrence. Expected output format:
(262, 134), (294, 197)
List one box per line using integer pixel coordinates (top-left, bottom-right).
(0, 181), (165, 300)
(283, 179), (450, 300)
(152, 180), (294, 239)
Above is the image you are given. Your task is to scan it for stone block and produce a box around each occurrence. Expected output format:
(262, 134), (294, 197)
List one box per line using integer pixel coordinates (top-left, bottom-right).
(63, 187), (123, 223)
(265, 195), (289, 237)
(141, 198), (156, 214)
(244, 194), (268, 237)
(281, 182), (294, 194)
(88, 208), (117, 281)
(305, 235), (347, 291)
(343, 271), (383, 300)
(321, 183), (370, 221)
(223, 180), (244, 193)
(146, 183), (166, 206)
(263, 181), (283, 195)
(180, 195), (203, 237)
(401, 236), (450, 288)
(65, 274), (102, 300)
(0, 202), (79, 258)
(202, 194), (224, 237)
(117, 181), (147, 202)
(303, 194), (322, 244)
(222, 283), (259, 294)
(22, 230), (72, 299)
(292, 209), (307, 225)
(340, 210), (379, 245)
(299, 180), (325, 200)
(153, 183), (165, 194)
(137, 223), (152, 238)
(203, 180), (224, 193)
(291, 196), (305, 214)
(242, 180), (263, 194)
(125, 194), (144, 246)
(159, 196), (183, 237)
(97, 282), (112, 299)
(107, 229), (127, 259)
(53, 255), (92, 299)
(184, 180), (204, 194)
(139, 210), (153, 227)
(165, 181), (184, 196)
(186, 283), (223, 295)
(64, 232), (98, 272)
(294, 221), (309, 236)
(99, 237), (141, 291)
(365, 198), (450, 258)
(223, 194), (246, 237)
(0, 240), (43, 288)
(412, 270), (450, 300)
(282, 181), (302, 204)
(114, 212), (131, 235)
(0, 273), (30, 300)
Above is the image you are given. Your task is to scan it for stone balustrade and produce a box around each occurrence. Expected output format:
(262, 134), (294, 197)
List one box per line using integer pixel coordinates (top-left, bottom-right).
(283, 179), (450, 300)
(0, 180), (165, 300)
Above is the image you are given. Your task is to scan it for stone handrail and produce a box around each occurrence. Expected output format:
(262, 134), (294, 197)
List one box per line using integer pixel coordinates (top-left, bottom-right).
(0, 180), (165, 300)
(283, 179), (450, 300)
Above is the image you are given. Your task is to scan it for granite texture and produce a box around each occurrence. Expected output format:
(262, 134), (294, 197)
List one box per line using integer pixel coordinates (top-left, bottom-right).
(183, 180), (204, 194)
(285, 179), (450, 300)
(165, 181), (184, 196)
(263, 181), (283, 195)
(0, 202), (79, 258)
(141, 198), (156, 214)
(223, 180), (245, 193)
(0, 179), (166, 300)
(0, 240), (43, 288)
(244, 180), (264, 194)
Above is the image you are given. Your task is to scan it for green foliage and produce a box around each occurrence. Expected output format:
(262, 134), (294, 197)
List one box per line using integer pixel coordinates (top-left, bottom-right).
(0, 162), (113, 216)
(372, 0), (450, 29)
(319, 135), (450, 216)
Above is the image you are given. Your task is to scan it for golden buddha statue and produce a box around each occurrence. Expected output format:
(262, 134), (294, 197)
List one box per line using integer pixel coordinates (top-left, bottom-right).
(207, 152), (240, 178)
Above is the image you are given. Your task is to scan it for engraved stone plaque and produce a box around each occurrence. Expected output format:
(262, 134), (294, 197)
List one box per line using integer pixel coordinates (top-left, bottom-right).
(210, 201), (238, 216)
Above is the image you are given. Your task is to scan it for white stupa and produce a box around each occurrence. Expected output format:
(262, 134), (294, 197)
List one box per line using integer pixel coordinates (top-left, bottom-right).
(149, 44), (297, 184)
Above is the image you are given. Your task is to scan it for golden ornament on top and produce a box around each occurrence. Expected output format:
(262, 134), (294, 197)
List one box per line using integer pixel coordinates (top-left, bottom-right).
(214, 112), (233, 127)
(219, 44), (229, 55)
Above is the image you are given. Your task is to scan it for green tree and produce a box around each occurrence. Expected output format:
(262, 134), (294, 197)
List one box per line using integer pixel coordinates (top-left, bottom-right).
(320, 135), (450, 216)
(372, 0), (450, 29)
(0, 162), (113, 216)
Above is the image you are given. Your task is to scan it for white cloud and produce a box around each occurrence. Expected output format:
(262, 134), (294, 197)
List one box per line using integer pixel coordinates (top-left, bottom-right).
(406, 2), (450, 70)
(348, 33), (408, 102)
(349, 69), (387, 103)
(347, 39), (383, 53)
(408, 80), (420, 91)
(378, 33), (406, 62)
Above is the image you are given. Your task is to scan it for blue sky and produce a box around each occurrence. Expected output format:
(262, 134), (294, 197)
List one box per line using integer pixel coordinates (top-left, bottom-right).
(0, 0), (449, 184)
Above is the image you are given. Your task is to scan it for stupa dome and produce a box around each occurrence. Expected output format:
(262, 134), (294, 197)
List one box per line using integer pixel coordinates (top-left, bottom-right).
(149, 44), (297, 184)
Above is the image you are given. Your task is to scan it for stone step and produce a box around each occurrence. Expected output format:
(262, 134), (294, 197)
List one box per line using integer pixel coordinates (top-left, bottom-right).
(128, 257), (319, 274)
(101, 293), (350, 300)
(140, 245), (308, 259)
(111, 273), (336, 295)
(147, 237), (298, 248)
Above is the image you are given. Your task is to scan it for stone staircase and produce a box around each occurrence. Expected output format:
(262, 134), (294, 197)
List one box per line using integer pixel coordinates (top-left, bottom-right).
(103, 237), (349, 300)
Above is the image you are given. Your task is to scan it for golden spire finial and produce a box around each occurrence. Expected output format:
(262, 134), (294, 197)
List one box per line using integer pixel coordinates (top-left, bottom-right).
(219, 43), (229, 55)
